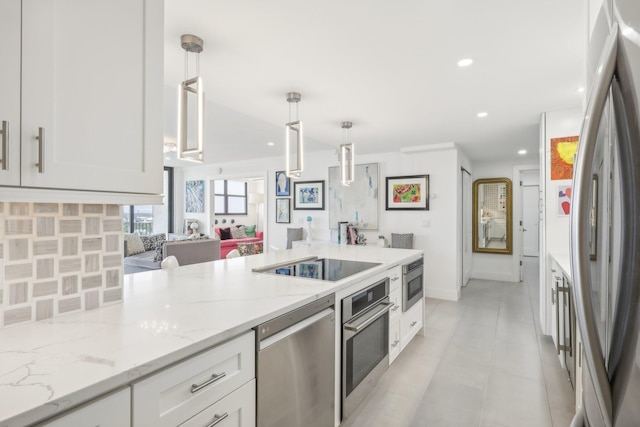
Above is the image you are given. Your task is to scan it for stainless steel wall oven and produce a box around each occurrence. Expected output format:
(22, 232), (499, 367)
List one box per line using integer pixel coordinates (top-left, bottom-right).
(341, 277), (391, 420)
(403, 256), (424, 311)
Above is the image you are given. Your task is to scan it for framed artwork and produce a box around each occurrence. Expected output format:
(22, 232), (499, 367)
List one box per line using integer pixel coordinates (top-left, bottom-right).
(558, 184), (572, 216)
(385, 175), (429, 210)
(185, 180), (205, 213)
(276, 198), (291, 223)
(294, 181), (325, 210)
(328, 163), (379, 230)
(275, 171), (290, 196)
(550, 136), (579, 180)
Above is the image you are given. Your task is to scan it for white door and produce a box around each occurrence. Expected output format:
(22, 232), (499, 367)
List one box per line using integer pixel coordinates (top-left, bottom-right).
(523, 185), (539, 256)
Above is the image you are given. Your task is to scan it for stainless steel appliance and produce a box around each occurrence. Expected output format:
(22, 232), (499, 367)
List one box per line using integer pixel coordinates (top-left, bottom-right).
(342, 277), (391, 419)
(571, 1), (640, 425)
(402, 256), (424, 311)
(255, 295), (335, 427)
(254, 256), (381, 281)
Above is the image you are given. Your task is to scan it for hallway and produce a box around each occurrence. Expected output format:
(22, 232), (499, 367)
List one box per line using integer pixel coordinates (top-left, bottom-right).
(342, 257), (575, 426)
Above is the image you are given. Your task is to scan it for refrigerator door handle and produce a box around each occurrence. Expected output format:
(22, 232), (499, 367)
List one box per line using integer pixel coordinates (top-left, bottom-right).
(570, 22), (618, 427)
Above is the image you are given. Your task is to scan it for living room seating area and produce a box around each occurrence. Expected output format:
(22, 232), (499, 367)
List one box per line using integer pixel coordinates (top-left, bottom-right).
(214, 225), (264, 259)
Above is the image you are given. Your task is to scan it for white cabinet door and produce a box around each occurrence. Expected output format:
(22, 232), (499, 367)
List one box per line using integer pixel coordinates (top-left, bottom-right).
(400, 301), (423, 352)
(39, 388), (130, 427)
(389, 320), (401, 365)
(20, 0), (163, 194)
(0, 0), (21, 185)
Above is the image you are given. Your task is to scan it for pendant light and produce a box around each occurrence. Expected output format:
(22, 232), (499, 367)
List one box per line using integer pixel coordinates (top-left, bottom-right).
(177, 34), (204, 163)
(340, 121), (355, 186)
(285, 92), (303, 177)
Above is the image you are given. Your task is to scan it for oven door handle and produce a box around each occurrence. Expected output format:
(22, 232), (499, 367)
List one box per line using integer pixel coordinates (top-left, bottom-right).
(344, 302), (392, 333)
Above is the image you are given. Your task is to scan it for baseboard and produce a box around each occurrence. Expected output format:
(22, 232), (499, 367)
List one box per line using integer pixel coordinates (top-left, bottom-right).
(425, 287), (461, 301)
(471, 270), (519, 282)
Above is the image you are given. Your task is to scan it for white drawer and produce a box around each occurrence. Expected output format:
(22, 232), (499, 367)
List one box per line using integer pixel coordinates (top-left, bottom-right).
(133, 331), (255, 427)
(39, 388), (130, 427)
(387, 265), (402, 291)
(389, 320), (401, 365)
(389, 286), (402, 323)
(400, 302), (423, 352)
(180, 379), (255, 427)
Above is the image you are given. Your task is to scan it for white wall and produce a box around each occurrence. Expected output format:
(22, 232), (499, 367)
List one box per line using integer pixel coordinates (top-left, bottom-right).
(173, 146), (465, 301)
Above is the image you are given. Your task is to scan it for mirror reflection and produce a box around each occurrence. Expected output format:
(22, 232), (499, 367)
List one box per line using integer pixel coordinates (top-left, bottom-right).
(473, 178), (512, 254)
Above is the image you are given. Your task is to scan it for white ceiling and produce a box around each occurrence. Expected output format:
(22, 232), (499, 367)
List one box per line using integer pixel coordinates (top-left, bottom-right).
(163, 0), (586, 167)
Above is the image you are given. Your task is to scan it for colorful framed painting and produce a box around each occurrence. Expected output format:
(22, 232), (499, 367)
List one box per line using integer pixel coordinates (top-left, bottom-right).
(558, 184), (572, 216)
(550, 135), (579, 180)
(293, 180), (325, 210)
(185, 180), (205, 213)
(385, 175), (429, 210)
(275, 170), (290, 196)
(275, 198), (291, 223)
(296, 261), (323, 279)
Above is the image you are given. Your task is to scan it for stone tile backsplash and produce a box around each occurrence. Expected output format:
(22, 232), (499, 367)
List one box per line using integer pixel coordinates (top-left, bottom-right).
(0, 202), (123, 328)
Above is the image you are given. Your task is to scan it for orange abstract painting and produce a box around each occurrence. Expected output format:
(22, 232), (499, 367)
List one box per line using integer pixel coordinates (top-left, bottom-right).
(551, 135), (579, 180)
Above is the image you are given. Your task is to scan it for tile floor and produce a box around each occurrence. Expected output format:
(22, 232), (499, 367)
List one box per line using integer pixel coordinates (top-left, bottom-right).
(341, 257), (575, 427)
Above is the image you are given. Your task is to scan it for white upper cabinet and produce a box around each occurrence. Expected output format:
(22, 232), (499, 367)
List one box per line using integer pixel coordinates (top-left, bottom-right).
(0, 1), (21, 185)
(2, 0), (163, 196)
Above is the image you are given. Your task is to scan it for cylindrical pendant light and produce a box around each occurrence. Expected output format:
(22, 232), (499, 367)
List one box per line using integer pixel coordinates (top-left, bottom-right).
(340, 121), (354, 186)
(285, 92), (303, 178)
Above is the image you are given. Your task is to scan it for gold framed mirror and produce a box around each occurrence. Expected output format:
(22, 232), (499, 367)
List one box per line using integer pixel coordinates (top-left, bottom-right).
(473, 178), (512, 254)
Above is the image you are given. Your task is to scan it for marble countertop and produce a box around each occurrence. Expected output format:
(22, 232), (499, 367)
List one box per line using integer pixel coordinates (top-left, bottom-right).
(550, 253), (572, 281)
(0, 244), (421, 427)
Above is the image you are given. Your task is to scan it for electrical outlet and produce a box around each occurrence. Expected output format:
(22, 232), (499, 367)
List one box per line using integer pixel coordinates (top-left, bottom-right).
(422, 219), (431, 228)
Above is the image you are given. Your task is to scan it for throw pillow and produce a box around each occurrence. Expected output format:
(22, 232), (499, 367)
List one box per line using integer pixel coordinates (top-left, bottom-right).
(124, 233), (145, 256)
(141, 233), (166, 251)
(244, 225), (256, 237)
(219, 227), (232, 240)
(153, 244), (164, 262)
(231, 227), (247, 239)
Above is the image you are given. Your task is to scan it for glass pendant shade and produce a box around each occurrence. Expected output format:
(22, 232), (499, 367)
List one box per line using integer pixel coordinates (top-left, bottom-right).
(285, 92), (303, 177)
(340, 121), (354, 186)
(177, 34), (205, 163)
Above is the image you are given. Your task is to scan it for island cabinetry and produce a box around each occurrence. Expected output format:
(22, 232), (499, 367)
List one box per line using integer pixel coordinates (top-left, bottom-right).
(400, 301), (423, 352)
(133, 331), (255, 427)
(388, 265), (402, 363)
(37, 388), (131, 427)
(0, 0), (163, 196)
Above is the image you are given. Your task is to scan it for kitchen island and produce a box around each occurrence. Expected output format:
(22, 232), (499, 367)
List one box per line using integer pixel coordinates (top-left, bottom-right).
(0, 244), (422, 427)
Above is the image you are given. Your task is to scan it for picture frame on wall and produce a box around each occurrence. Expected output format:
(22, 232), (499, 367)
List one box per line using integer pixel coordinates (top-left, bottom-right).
(276, 198), (291, 223)
(275, 171), (290, 196)
(385, 175), (429, 210)
(294, 180), (325, 210)
(185, 180), (205, 213)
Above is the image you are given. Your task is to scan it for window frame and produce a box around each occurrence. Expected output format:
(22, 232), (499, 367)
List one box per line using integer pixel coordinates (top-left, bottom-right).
(214, 180), (248, 215)
(123, 166), (174, 233)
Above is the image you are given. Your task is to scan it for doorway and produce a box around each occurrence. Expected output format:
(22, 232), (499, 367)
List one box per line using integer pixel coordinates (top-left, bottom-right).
(520, 170), (539, 257)
(461, 167), (472, 287)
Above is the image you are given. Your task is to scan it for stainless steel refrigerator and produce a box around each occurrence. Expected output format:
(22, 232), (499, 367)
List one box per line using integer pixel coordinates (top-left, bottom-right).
(571, 1), (640, 426)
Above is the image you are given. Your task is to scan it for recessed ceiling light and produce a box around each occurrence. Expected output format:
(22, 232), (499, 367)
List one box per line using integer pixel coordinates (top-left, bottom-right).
(457, 58), (473, 67)
(477, 112), (488, 118)
(518, 149), (527, 155)
(577, 87), (585, 93)
(267, 141), (275, 146)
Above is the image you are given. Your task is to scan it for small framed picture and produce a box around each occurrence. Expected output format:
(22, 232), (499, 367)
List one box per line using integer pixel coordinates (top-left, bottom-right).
(276, 198), (291, 223)
(275, 171), (290, 196)
(293, 180), (325, 210)
(385, 175), (429, 210)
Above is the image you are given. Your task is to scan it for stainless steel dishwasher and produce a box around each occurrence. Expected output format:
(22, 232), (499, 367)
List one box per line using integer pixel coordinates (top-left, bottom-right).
(255, 294), (335, 427)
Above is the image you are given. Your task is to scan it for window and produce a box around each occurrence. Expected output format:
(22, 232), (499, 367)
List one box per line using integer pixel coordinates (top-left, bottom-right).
(123, 167), (174, 235)
(214, 180), (247, 215)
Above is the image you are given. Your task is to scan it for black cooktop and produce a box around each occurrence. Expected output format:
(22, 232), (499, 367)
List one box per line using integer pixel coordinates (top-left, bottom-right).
(259, 258), (381, 281)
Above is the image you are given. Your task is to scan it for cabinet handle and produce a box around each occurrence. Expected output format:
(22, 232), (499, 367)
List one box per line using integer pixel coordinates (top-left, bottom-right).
(206, 412), (229, 427)
(190, 372), (227, 394)
(0, 121), (7, 170)
(35, 127), (45, 173)
(410, 320), (418, 327)
(391, 305), (400, 312)
(391, 339), (400, 348)
(391, 276), (399, 281)
(551, 288), (556, 305)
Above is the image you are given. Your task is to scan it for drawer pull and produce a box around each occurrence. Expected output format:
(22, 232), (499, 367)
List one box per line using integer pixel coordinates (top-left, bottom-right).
(391, 339), (400, 348)
(191, 372), (227, 394)
(391, 276), (399, 281)
(1, 120), (8, 170)
(391, 305), (400, 312)
(206, 412), (229, 427)
(410, 321), (418, 327)
(36, 127), (45, 173)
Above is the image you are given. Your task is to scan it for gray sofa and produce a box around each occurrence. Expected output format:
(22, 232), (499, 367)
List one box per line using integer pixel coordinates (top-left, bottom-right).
(124, 238), (221, 274)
